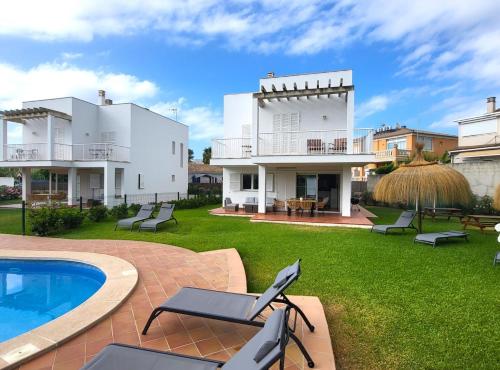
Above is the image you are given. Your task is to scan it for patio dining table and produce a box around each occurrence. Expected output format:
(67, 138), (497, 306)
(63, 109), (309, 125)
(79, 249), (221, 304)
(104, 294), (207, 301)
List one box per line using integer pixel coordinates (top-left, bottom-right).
(286, 198), (317, 217)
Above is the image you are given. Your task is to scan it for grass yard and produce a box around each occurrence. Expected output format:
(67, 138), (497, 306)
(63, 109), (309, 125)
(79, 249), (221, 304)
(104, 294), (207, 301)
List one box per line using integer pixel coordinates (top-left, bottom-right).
(0, 206), (499, 369)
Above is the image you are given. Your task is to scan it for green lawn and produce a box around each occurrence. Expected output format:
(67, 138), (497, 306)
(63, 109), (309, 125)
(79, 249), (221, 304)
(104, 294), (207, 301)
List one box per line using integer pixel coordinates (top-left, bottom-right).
(0, 206), (499, 369)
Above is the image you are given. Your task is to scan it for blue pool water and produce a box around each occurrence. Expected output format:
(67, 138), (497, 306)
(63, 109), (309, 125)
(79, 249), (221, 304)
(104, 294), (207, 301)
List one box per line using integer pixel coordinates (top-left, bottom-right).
(0, 259), (106, 342)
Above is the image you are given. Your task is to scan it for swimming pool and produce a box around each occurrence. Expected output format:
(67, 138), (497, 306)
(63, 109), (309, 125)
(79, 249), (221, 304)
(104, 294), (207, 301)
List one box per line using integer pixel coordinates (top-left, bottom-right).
(0, 259), (106, 343)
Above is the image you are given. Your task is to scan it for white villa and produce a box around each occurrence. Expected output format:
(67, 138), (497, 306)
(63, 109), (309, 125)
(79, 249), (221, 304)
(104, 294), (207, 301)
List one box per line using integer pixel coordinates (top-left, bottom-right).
(211, 70), (375, 217)
(0, 91), (188, 206)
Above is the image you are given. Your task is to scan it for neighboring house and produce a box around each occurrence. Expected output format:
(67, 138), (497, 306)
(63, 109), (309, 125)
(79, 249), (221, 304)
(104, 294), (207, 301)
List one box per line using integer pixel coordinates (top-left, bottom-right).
(372, 125), (458, 163)
(188, 162), (223, 184)
(0, 91), (188, 206)
(450, 97), (500, 163)
(0, 177), (14, 187)
(210, 70), (375, 216)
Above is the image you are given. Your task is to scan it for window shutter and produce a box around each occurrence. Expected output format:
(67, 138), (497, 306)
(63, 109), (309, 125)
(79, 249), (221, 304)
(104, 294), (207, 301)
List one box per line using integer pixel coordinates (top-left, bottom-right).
(229, 173), (240, 191)
(266, 173), (274, 192)
(272, 114), (281, 154)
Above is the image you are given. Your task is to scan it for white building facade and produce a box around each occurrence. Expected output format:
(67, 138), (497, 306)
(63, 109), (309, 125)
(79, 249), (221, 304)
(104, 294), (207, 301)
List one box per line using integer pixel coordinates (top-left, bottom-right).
(0, 92), (188, 206)
(211, 71), (375, 217)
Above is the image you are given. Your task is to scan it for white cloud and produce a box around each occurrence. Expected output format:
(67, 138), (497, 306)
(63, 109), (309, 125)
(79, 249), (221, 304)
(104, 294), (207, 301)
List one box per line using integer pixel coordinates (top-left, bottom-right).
(150, 99), (223, 141)
(356, 95), (390, 121)
(429, 99), (485, 128)
(0, 62), (158, 109)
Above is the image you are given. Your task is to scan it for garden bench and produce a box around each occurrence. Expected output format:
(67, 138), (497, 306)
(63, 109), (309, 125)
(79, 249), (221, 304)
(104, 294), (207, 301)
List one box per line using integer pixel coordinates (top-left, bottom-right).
(461, 215), (500, 232)
(423, 207), (464, 221)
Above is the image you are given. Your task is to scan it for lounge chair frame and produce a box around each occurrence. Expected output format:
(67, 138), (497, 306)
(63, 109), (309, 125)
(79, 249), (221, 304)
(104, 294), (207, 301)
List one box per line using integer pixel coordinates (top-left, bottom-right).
(114, 204), (154, 231)
(371, 210), (417, 234)
(413, 231), (468, 247)
(139, 203), (177, 233)
(142, 260), (316, 368)
(84, 307), (292, 370)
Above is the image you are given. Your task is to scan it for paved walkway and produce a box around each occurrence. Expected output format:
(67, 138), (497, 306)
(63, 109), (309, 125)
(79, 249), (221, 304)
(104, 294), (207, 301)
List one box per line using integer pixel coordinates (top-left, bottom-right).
(0, 235), (335, 370)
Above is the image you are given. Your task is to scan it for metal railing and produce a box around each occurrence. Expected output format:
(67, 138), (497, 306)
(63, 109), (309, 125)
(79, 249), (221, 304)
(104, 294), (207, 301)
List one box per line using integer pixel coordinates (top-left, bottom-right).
(258, 128), (374, 156)
(212, 138), (252, 159)
(2, 143), (130, 162)
(72, 143), (130, 162)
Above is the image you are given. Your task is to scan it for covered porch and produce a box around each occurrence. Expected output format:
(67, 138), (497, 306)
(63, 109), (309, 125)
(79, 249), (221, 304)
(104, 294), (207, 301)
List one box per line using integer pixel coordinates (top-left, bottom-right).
(17, 164), (125, 207)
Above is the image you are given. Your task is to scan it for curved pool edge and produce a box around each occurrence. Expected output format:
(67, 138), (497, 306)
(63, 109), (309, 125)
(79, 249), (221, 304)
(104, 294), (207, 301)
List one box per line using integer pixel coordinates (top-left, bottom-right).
(0, 250), (138, 370)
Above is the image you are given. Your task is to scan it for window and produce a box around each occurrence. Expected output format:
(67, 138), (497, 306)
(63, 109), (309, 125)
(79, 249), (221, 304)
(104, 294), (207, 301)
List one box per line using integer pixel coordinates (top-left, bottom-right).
(180, 143), (184, 167)
(171, 174), (176, 182)
(241, 174), (258, 190)
(386, 137), (407, 150)
(416, 136), (433, 151)
(172, 141), (176, 155)
(296, 175), (317, 199)
(138, 173), (144, 189)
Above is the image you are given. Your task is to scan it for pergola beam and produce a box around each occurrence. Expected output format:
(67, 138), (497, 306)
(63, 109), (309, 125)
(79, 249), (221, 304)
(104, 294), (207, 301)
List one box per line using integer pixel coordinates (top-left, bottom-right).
(254, 85), (354, 101)
(0, 107), (71, 123)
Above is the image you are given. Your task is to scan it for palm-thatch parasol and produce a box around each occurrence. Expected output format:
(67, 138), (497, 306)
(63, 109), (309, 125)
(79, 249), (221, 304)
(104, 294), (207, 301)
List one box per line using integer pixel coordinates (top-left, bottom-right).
(494, 184), (500, 211)
(373, 143), (472, 232)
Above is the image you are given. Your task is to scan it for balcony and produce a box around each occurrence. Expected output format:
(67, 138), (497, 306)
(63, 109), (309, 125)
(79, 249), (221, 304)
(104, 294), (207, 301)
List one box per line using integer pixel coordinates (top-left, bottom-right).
(2, 143), (130, 162)
(212, 138), (252, 159)
(374, 148), (411, 162)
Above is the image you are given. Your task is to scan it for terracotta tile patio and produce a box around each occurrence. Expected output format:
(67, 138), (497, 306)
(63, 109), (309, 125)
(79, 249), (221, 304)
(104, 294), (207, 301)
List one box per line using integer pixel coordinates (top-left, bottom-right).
(211, 207), (374, 228)
(0, 235), (335, 370)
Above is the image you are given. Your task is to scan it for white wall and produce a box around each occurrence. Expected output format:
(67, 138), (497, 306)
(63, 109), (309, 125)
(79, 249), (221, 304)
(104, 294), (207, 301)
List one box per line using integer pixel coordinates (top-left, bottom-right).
(129, 104), (188, 195)
(0, 177), (14, 186)
(223, 93), (253, 138)
(458, 117), (500, 147)
(97, 104), (132, 147)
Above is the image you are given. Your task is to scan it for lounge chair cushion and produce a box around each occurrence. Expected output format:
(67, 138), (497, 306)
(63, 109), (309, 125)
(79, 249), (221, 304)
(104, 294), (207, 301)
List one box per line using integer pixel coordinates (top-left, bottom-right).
(253, 308), (283, 362)
(82, 343), (219, 370)
(160, 287), (256, 320)
(272, 261), (299, 288)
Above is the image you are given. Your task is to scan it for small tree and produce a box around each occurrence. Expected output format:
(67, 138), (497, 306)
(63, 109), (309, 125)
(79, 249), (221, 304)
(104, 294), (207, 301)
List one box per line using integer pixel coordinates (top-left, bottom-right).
(188, 148), (194, 162)
(202, 147), (212, 164)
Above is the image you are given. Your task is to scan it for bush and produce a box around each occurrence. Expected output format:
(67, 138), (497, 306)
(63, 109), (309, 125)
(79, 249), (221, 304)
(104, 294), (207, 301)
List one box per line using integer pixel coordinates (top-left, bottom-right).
(128, 203), (142, 215)
(167, 195), (220, 209)
(29, 206), (84, 236)
(0, 186), (21, 201)
(375, 162), (396, 174)
(88, 205), (108, 222)
(110, 203), (129, 219)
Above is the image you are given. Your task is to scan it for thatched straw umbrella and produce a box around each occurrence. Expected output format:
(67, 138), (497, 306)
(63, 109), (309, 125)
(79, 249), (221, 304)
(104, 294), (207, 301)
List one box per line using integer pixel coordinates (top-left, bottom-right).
(373, 143), (472, 232)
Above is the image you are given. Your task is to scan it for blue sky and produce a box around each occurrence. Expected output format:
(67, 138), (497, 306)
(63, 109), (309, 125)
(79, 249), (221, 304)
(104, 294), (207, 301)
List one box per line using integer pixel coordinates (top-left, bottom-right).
(0, 0), (498, 157)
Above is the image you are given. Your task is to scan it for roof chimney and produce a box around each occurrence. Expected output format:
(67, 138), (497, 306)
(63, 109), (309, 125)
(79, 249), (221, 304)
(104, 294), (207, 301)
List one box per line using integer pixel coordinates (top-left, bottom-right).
(104, 99), (113, 105)
(98, 90), (106, 105)
(267, 71), (275, 78)
(487, 97), (496, 113)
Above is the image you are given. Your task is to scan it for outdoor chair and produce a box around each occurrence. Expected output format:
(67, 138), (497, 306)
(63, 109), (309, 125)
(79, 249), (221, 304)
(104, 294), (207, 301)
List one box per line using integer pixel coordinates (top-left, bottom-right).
(371, 210), (417, 234)
(243, 197), (258, 213)
(82, 308), (291, 370)
(139, 203), (177, 232)
(494, 251), (500, 266)
(142, 260), (315, 368)
(414, 231), (468, 247)
(266, 197), (276, 212)
(115, 204), (154, 231)
(224, 197), (239, 212)
(316, 197), (329, 214)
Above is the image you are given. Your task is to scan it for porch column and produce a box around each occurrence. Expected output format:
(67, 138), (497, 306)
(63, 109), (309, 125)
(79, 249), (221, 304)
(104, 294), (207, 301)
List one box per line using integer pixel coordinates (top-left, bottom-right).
(346, 91), (354, 154)
(341, 166), (352, 217)
(21, 168), (32, 201)
(103, 164), (115, 207)
(251, 98), (260, 156)
(47, 114), (53, 160)
(0, 119), (6, 161)
(67, 168), (77, 206)
(258, 165), (266, 213)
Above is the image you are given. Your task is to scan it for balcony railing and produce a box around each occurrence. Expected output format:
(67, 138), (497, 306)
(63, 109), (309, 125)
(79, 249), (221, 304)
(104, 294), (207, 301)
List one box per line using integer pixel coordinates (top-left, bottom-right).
(374, 148), (411, 161)
(258, 129), (374, 156)
(212, 138), (252, 159)
(2, 143), (130, 162)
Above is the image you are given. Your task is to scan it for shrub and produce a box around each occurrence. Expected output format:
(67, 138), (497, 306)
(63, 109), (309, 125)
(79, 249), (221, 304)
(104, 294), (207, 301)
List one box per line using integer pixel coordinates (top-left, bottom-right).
(29, 206), (84, 236)
(0, 186), (21, 201)
(375, 162), (396, 174)
(167, 195), (220, 209)
(88, 205), (108, 222)
(110, 203), (129, 219)
(128, 203), (142, 215)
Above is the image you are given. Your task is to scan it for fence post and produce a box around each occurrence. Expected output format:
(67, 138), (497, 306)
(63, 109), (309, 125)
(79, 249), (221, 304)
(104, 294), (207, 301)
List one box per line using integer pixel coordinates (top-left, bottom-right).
(21, 200), (26, 236)
(79, 196), (83, 212)
(124, 194), (127, 205)
(177, 192), (180, 200)
(155, 193), (158, 205)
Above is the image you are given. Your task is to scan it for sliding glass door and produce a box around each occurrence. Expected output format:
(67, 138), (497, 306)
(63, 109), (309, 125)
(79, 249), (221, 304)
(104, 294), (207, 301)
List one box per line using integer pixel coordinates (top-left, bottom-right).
(296, 175), (317, 199)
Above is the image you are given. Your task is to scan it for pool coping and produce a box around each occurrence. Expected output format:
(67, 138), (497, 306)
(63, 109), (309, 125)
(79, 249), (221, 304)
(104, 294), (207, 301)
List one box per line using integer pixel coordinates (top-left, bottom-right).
(0, 250), (138, 370)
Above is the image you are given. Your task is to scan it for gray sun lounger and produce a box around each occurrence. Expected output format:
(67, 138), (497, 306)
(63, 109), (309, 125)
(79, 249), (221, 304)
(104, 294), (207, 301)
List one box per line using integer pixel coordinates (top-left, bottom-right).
(414, 231), (469, 247)
(371, 210), (417, 234)
(82, 308), (290, 370)
(142, 260), (316, 368)
(139, 203), (177, 232)
(115, 204), (154, 231)
(494, 252), (500, 266)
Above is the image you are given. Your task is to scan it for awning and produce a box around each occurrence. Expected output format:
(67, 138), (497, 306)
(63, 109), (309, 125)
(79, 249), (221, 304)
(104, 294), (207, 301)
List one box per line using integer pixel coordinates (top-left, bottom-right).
(0, 107), (72, 123)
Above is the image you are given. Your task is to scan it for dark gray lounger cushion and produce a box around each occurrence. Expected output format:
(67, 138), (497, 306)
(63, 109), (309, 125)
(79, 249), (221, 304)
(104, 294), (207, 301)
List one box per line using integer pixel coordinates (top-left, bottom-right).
(273, 260), (300, 288)
(117, 204), (154, 226)
(140, 204), (175, 229)
(161, 287), (256, 320)
(252, 308), (283, 362)
(81, 344), (219, 370)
